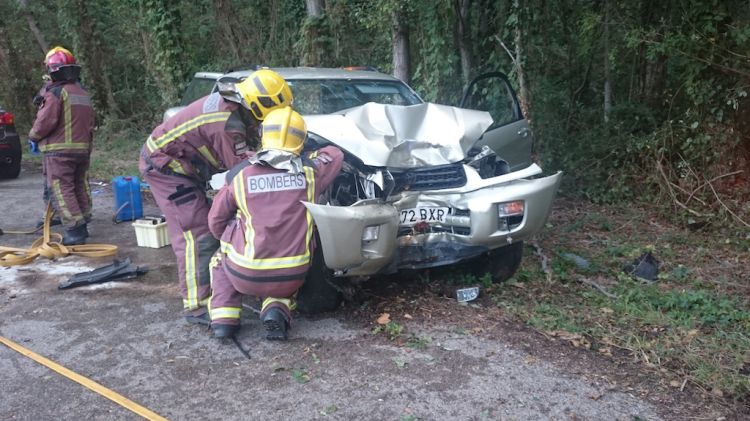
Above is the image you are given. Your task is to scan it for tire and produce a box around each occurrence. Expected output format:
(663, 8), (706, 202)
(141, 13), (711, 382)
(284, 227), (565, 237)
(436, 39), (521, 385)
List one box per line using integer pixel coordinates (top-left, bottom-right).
(480, 241), (525, 283)
(0, 154), (21, 179)
(296, 241), (343, 315)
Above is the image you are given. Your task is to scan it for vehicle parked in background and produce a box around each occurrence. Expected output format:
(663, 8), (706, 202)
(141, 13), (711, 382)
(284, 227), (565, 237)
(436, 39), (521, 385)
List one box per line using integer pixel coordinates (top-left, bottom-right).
(170, 67), (562, 313)
(0, 106), (21, 179)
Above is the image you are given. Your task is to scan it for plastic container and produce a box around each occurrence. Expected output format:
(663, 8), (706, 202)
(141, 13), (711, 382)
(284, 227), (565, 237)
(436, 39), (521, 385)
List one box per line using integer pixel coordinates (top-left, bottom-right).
(133, 216), (170, 248)
(113, 176), (143, 222)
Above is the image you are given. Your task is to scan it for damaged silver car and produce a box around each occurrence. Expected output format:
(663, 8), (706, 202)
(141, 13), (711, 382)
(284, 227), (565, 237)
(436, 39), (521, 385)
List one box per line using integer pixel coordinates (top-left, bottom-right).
(209, 67), (561, 312)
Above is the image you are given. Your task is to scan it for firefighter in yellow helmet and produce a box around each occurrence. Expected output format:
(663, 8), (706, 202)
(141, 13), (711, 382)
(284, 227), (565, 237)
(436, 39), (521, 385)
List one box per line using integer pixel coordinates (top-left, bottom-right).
(139, 69), (292, 326)
(207, 107), (344, 340)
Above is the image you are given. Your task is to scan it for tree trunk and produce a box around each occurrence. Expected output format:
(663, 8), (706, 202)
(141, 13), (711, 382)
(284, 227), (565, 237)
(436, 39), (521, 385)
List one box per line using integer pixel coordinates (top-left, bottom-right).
(305, 0), (323, 17)
(632, 0), (668, 115)
(300, 0), (330, 66)
(603, 0), (611, 124)
(214, 0), (240, 64)
(513, 0), (531, 119)
(392, 6), (411, 84)
(73, 0), (111, 114)
(454, 0), (472, 85)
(17, 0), (48, 54)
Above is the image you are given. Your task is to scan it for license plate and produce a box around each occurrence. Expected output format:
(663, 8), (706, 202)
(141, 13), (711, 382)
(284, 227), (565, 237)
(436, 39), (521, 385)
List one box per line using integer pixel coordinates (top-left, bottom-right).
(399, 207), (449, 226)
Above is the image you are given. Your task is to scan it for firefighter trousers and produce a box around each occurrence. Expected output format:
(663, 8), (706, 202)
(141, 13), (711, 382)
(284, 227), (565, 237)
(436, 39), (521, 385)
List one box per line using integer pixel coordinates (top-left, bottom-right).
(209, 254), (302, 326)
(142, 167), (218, 313)
(43, 153), (91, 229)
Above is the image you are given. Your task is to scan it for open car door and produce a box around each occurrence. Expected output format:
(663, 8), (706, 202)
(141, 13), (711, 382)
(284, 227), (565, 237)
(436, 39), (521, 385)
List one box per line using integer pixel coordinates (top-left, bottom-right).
(460, 72), (533, 171)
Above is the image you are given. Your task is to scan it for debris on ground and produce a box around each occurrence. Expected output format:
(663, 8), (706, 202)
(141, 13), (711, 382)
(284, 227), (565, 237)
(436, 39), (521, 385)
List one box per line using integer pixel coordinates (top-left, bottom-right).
(58, 257), (148, 289)
(623, 251), (660, 283)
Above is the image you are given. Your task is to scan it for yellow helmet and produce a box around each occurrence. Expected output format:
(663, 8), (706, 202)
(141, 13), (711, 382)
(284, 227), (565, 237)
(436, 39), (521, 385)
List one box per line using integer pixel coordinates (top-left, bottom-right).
(261, 107), (306, 156)
(236, 69), (293, 120)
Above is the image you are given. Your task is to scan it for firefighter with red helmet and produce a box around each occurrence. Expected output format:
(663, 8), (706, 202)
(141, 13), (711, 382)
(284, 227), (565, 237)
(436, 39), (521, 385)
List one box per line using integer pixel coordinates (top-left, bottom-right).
(140, 69), (293, 325)
(207, 106), (344, 340)
(28, 46), (95, 245)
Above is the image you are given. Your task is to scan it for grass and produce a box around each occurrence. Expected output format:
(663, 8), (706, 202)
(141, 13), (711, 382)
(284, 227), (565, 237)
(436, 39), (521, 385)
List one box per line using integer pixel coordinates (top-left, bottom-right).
(489, 198), (750, 402)
(89, 118), (147, 181)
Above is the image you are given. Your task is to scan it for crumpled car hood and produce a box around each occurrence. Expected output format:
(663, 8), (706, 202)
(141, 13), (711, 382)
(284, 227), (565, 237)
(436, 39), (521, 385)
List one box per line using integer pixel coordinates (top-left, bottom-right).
(304, 102), (493, 168)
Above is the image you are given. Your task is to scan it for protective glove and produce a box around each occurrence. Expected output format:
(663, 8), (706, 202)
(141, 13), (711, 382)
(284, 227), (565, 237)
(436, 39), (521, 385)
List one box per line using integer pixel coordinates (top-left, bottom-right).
(28, 139), (40, 155)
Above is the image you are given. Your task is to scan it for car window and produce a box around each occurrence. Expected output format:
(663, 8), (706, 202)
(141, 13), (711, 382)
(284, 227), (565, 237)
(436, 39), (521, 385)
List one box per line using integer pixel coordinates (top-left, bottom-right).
(462, 77), (519, 128)
(287, 79), (422, 115)
(180, 78), (218, 106)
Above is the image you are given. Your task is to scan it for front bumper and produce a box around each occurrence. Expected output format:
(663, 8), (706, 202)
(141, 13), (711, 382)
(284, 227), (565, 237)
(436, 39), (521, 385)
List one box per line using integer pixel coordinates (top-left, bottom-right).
(304, 164), (562, 276)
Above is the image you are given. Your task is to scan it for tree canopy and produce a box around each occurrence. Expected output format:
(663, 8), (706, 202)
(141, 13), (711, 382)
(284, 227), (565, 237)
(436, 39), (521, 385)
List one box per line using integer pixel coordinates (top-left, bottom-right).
(1, 0), (747, 224)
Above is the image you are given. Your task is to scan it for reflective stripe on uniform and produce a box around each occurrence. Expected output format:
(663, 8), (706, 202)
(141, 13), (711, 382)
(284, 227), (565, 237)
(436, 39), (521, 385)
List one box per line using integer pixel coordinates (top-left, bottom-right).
(167, 160), (187, 175)
(52, 179), (73, 220)
(183, 297), (209, 308)
(262, 297), (296, 311)
(183, 230), (198, 310)
(62, 90), (72, 145)
(223, 166), (316, 270)
(209, 306), (241, 320)
(197, 145), (220, 168)
(148, 112), (230, 152)
(39, 142), (89, 152)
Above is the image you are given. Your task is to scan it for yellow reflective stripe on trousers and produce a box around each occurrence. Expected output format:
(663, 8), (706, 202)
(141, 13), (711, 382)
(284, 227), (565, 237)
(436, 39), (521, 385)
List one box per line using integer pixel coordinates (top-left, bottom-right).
(182, 230), (198, 309)
(262, 297), (296, 311)
(62, 89), (72, 144)
(40, 142), (89, 152)
(183, 297), (209, 308)
(152, 112), (230, 150)
(223, 167), (316, 270)
(83, 170), (92, 218)
(52, 179), (73, 220)
(210, 307), (241, 320)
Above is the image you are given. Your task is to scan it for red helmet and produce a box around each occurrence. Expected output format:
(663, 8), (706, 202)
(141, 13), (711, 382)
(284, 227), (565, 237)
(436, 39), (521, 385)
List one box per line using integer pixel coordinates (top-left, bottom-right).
(45, 46), (76, 71)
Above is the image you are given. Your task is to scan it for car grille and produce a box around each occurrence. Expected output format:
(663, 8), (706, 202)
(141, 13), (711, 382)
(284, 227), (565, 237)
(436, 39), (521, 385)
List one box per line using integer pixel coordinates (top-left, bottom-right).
(391, 163), (467, 194)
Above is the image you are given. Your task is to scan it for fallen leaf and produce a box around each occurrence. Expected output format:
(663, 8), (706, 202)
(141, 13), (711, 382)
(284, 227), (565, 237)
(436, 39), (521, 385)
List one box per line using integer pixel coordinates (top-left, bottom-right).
(598, 347), (612, 357)
(404, 314), (413, 319)
(377, 313), (391, 325)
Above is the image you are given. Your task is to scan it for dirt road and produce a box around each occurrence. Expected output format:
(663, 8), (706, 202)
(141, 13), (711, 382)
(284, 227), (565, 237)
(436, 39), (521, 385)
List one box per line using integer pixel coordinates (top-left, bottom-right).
(0, 166), (721, 420)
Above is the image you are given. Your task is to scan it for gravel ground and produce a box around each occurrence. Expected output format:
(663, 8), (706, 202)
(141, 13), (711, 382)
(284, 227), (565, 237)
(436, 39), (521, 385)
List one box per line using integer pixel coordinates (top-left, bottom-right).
(0, 165), (727, 420)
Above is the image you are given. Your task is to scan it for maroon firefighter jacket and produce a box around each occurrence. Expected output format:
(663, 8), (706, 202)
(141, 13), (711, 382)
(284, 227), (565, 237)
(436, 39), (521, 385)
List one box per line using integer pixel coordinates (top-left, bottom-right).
(29, 81), (95, 154)
(208, 146), (344, 281)
(143, 92), (258, 183)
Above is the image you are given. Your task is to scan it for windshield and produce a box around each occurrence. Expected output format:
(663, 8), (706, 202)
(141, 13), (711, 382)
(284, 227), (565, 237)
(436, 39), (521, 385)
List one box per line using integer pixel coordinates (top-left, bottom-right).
(287, 79), (422, 115)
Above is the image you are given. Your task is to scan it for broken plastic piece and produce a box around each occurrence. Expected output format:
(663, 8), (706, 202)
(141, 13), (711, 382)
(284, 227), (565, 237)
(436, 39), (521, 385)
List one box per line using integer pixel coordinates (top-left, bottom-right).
(59, 258), (148, 289)
(623, 251), (659, 283)
(456, 286), (480, 303)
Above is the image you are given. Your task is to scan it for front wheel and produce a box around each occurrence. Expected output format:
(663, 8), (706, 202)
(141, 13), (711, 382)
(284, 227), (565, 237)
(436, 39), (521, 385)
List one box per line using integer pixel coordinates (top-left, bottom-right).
(296, 240), (343, 315)
(480, 241), (524, 283)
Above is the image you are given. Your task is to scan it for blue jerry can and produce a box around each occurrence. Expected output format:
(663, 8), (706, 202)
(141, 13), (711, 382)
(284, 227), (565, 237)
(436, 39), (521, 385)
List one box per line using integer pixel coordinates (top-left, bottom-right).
(113, 176), (143, 222)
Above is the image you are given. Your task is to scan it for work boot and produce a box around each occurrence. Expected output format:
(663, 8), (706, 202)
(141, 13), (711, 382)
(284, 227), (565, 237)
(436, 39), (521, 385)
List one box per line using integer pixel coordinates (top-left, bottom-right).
(62, 224), (87, 246)
(212, 323), (239, 339)
(262, 307), (289, 341)
(184, 312), (210, 326)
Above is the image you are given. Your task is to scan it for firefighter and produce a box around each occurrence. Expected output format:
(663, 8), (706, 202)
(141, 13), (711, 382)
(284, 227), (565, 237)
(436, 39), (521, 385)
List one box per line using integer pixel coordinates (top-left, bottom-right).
(139, 69), (293, 325)
(207, 106), (343, 340)
(28, 46), (95, 245)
